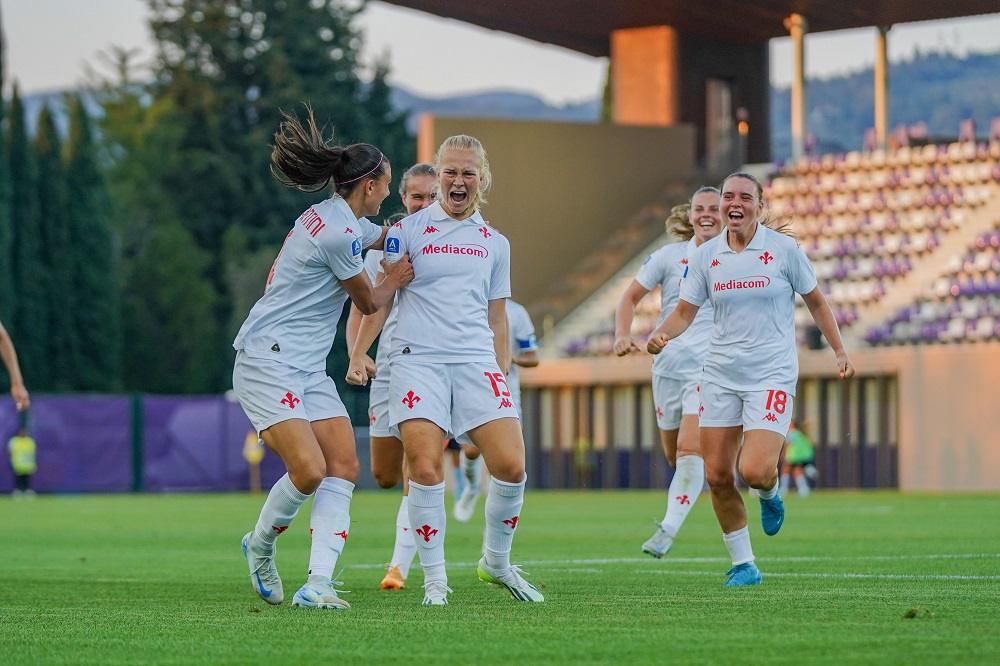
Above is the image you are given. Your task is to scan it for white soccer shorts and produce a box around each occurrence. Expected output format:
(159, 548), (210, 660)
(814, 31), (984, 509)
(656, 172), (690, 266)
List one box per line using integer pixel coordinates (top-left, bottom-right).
(388, 360), (519, 438)
(233, 352), (349, 434)
(367, 378), (393, 438)
(651, 375), (701, 431)
(698, 381), (794, 435)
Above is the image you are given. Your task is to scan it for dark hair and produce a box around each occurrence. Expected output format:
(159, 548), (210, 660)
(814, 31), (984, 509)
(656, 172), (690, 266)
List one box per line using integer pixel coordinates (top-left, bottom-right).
(270, 105), (388, 197)
(399, 163), (436, 198)
(722, 171), (764, 202)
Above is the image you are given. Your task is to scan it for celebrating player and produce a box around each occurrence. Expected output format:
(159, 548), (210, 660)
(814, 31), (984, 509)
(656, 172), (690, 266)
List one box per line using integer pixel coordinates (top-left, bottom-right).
(345, 163), (437, 590)
(233, 107), (413, 609)
(613, 187), (722, 557)
(382, 135), (543, 605)
(646, 171), (854, 586)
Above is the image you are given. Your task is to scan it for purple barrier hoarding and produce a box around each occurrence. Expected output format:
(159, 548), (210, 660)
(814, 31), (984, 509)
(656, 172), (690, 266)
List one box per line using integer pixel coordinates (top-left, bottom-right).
(0, 395), (132, 493)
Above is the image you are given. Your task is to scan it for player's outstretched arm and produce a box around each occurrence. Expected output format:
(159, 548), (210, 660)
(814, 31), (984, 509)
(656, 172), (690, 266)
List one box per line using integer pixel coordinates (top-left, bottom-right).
(801, 287), (855, 379)
(0, 320), (29, 411)
(614, 279), (651, 356)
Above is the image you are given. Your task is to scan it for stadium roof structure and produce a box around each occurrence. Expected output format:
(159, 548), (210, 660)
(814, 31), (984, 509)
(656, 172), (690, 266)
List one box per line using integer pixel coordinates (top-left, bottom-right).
(381, 0), (999, 56)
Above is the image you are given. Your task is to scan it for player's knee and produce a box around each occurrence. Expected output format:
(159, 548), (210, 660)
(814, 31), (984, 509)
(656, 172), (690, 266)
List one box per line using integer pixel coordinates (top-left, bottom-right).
(489, 459), (524, 484)
(372, 465), (402, 489)
(290, 463), (326, 494)
(705, 466), (736, 491)
(406, 455), (442, 486)
(739, 464), (776, 490)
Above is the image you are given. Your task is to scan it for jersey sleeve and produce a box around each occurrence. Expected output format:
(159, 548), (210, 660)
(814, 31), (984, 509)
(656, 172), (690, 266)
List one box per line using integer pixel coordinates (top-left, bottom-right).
(678, 248), (709, 307)
(510, 308), (538, 353)
(362, 249), (382, 282)
(383, 222), (406, 265)
(489, 235), (512, 300)
(359, 217), (383, 250)
(635, 251), (666, 291)
(784, 242), (819, 295)
(318, 226), (365, 281)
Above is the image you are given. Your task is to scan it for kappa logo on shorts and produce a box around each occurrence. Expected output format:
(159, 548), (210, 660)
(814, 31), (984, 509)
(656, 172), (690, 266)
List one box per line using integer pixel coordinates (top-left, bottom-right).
(369, 411), (376, 424)
(280, 392), (300, 409)
(763, 413), (779, 422)
(386, 237), (400, 253)
(656, 406), (664, 419)
(499, 397), (514, 409)
(699, 404), (705, 414)
(402, 390), (421, 409)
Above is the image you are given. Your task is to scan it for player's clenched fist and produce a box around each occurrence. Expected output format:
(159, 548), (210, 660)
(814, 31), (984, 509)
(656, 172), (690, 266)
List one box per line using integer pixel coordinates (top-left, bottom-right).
(646, 332), (669, 355)
(613, 336), (642, 357)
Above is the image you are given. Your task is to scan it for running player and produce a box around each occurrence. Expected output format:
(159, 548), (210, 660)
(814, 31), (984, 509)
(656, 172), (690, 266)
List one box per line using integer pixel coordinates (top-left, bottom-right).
(233, 107), (413, 609)
(453, 298), (539, 522)
(345, 164), (436, 591)
(646, 171), (854, 586)
(613, 187), (722, 557)
(383, 134), (543, 605)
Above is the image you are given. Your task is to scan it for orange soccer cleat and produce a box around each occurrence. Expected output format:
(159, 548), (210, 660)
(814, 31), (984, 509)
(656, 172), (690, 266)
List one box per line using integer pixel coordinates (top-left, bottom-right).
(381, 565), (406, 590)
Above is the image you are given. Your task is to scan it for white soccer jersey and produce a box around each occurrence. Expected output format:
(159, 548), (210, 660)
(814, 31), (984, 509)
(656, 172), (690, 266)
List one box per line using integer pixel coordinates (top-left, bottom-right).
(679, 223), (817, 393)
(383, 201), (511, 363)
(234, 196), (383, 372)
(635, 238), (715, 381)
(362, 249), (400, 373)
(505, 299), (538, 400)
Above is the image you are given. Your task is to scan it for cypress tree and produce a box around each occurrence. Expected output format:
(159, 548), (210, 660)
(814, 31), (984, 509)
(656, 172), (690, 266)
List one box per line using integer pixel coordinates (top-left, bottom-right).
(7, 84), (48, 388)
(64, 95), (122, 391)
(34, 105), (76, 390)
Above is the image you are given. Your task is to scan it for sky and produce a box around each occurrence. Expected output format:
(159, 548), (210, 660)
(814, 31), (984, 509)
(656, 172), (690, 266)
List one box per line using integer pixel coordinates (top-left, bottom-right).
(3, 1), (1000, 104)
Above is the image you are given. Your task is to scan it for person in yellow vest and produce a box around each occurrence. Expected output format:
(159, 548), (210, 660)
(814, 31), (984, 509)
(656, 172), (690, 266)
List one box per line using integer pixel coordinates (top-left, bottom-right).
(8, 427), (36, 497)
(0, 319), (30, 412)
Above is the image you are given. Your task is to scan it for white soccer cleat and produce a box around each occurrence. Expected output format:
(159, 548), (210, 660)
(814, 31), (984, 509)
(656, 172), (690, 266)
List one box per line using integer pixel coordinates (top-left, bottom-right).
(477, 556), (544, 602)
(453, 484), (481, 523)
(242, 532), (283, 605)
(641, 521), (674, 559)
(291, 575), (351, 610)
(421, 580), (452, 606)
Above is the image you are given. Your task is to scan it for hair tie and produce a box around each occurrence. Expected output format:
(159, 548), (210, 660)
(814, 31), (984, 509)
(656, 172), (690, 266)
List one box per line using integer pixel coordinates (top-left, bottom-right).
(339, 152), (384, 184)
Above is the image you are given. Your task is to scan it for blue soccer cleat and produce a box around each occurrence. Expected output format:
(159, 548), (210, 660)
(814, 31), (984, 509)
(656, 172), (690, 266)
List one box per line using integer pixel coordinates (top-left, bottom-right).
(724, 562), (763, 586)
(759, 492), (785, 536)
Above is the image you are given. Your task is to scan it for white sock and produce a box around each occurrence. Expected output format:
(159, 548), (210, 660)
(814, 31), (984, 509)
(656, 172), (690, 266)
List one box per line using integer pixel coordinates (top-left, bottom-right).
(484, 475), (525, 570)
(460, 449), (484, 490)
(407, 480), (447, 584)
(390, 494), (418, 579)
(795, 474), (811, 498)
(757, 479), (780, 500)
(723, 526), (755, 565)
(661, 455), (705, 536)
(252, 473), (311, 551)
(307, 477), (354, 580)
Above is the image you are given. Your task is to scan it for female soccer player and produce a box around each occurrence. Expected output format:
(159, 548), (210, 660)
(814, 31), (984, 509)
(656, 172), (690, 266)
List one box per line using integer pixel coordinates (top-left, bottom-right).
(646, 171), (854, 586)
(233, 107), (413, 609)
(383, 135), (543, 605)
(345, 164), (436, 591)
(613, 187), (722, 557)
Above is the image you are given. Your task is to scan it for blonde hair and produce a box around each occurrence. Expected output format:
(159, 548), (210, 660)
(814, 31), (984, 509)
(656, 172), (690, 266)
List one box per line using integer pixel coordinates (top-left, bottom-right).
(434, 135), (493, 211)
(665, 186), (721, 241)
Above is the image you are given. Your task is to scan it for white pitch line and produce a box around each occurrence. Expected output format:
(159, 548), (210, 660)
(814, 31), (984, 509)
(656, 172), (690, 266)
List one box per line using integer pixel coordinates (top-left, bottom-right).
(639, 570), (1000, 581)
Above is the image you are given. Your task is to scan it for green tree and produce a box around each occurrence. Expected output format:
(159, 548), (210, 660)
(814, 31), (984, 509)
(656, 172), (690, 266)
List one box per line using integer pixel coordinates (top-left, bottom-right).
(6, 85), (48, 388)
(64, 95), (122, 391)
(34, 105), (76, 390)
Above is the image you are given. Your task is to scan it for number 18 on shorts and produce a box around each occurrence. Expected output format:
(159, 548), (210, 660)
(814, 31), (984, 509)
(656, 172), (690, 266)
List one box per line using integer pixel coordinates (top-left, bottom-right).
(698, 382), (794, 434)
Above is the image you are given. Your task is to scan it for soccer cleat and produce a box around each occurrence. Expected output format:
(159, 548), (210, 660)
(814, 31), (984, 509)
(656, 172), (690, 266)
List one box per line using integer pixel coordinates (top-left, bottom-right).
(453, 484), (481, 523)
(421, 580), (452, 605)
(477, 556), (544, 602)
(242, 532), (283, 605)
(724, 562), (762, 587)
(380, 565), (406, 590)
(759, 492), (785, 536)
(291, 576), (351, 610)
(641, 520), (674, 558)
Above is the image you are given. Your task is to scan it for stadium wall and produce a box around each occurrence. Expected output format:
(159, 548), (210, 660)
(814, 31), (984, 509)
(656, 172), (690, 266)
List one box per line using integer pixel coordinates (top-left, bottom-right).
(521, 344), (1000, 492)
(417, 116), (697, 307)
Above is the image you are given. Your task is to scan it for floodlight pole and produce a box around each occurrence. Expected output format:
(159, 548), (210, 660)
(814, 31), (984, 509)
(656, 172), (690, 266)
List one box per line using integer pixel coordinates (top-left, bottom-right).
(874, 25), (892, 150)
(784, 13), (808, 162)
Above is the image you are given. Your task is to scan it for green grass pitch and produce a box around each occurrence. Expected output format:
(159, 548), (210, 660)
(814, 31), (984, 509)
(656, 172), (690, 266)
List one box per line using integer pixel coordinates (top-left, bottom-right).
(4, 490), (999, 665)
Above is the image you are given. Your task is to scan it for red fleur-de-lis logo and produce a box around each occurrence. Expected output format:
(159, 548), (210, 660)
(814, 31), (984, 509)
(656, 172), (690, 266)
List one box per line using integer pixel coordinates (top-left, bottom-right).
(656, 406), (663, 418)
(345, 227), (353, 234)
(479, 226), (492, 238)
(402, 390), (421, 409)
(711, 259), (720, 267)
(334, 530), (348, 541)
(369, 411), (376, 424)
(280, 392), (300, 409)
(760, 251), (774, 265)
(416, 524), (438, 542)
(271, 525), (289, 534)
(424, 226), (439, 234)
(393, 221), (402, 228)
(676, 495), (690, 506)
(699, 404), (705, 414)
(502, 516), (519, 530)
